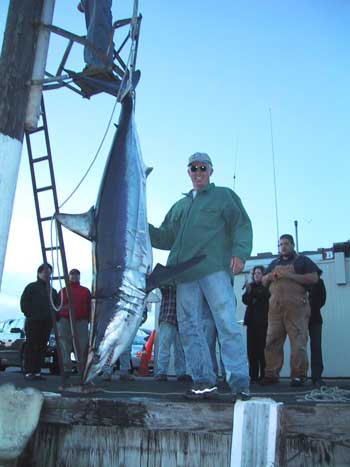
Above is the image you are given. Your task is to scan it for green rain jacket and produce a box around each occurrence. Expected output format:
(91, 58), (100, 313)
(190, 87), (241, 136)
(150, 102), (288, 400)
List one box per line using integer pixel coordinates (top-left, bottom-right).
(149, 183), (253, 283)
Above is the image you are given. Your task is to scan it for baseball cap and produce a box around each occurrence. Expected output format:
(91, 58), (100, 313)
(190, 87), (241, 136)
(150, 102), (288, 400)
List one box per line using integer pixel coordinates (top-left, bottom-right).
(188, 152), (213, 167)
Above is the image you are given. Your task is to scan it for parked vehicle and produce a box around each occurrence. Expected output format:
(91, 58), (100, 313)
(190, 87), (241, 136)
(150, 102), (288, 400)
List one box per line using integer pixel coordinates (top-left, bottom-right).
(0, 317), (154, 374)
(0, 317), (59, 374)
(0, 318), (26, 370)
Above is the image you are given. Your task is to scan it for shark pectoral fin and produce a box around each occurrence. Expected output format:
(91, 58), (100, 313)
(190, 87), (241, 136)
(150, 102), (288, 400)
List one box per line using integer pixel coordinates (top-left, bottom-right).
(146, 255), (206, 292)
(56, 207), (95, 241)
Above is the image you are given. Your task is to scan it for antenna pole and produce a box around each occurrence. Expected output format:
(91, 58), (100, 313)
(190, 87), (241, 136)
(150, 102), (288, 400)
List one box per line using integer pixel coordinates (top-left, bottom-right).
(269, 108), (280, 250)
(294, 220), (299, 252)
(233, 133), (239, 191)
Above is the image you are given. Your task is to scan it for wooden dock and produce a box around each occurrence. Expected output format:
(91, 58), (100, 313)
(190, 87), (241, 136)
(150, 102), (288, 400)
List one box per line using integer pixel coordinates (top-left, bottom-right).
(1, 372), (350, 466)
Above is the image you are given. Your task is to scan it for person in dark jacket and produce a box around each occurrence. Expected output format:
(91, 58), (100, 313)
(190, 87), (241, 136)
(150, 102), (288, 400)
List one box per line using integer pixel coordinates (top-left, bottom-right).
(58, 269), (91, 376)
(242, 266), (270, 383)
(308, 273), (327, 387)
(20, 263), (57, 380)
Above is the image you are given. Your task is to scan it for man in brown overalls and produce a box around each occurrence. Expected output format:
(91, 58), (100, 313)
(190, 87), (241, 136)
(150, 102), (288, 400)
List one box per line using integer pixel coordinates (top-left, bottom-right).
(260, 234), (320, 387)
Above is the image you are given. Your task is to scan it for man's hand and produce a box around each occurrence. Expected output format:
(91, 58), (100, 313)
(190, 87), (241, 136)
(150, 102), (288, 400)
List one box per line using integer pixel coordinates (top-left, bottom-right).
(231, 256), (244, 275)
(272, 265), (293, 280)
(275, 268), (293, 279)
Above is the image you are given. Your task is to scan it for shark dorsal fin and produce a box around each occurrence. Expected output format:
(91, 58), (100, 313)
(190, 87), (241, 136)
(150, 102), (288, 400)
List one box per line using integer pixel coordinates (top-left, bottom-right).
(56, 207), (95, 241)
(145, 167), (153, 177)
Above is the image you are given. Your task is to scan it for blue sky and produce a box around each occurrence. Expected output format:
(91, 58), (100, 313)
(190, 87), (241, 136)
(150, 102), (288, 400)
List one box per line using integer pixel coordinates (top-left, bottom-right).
(0, 1), (349, 318)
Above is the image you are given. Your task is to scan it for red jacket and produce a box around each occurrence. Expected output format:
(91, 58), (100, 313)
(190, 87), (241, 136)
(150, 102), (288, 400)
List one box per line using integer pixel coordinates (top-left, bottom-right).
(58, 282), (91, 321)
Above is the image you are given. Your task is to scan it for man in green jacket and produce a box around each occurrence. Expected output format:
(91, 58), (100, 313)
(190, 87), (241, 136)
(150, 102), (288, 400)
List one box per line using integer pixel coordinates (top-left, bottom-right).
(149, 152), (253, 399)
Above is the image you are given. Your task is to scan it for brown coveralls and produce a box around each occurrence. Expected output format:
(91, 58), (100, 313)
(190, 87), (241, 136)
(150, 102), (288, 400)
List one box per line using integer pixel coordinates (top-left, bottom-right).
(264, 264), (311, 380)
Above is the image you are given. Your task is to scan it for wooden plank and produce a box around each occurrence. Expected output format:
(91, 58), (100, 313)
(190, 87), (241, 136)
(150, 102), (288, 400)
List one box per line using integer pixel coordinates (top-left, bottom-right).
(17, 396), (350, 467)
(19, 424), (231, 467)
(283, 405), (350, 438)
(231, 399), (282, 466)
(278, 405), (350, 466)
(41, 396), (234, 433)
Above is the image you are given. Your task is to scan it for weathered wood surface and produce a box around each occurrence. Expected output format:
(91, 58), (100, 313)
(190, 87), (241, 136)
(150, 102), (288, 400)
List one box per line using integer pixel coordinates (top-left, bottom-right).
(19, 425), (232, 467)
(16, 396), (350, 467)
(40, 396), (234, 433)
(278, 405), (350, 467)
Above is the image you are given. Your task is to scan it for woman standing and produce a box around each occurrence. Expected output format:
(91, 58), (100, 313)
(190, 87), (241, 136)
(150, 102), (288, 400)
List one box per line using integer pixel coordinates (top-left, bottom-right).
(242, 266), (270, 383)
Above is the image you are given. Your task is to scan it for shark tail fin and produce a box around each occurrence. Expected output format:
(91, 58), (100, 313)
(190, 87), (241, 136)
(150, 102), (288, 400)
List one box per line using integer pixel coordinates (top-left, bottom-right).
(55, 207), (95, 241)
(146, 255), (206, 292)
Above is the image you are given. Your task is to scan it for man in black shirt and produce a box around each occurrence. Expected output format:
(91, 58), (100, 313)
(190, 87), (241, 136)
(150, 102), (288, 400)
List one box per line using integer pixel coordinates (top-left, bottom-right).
(261, 234), (320, 386)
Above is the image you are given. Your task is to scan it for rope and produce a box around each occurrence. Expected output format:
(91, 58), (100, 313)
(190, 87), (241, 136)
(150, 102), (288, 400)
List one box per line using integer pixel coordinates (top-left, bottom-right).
(58, 97), (119, 210)
(297, 386), (350, 403)
(49, 216), (64, 312)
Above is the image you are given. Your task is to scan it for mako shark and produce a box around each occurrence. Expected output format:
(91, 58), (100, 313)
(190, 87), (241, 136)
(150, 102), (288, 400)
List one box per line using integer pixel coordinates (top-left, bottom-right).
(56, 95), (203, 383)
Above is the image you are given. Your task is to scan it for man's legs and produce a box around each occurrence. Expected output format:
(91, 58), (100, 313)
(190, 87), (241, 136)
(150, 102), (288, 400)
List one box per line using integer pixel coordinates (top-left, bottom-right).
(264, 300), (286, 381)
(173, 326), (187, 377)
(24, 319), (39, 375)
(285, 303), (310, 380)
(38, 320), (52, 374)
(75, 319), (89, 367)
(256, 326), (268, 380)
(102, 350), (114, 380)
(309, 322), (324, 382)
(155, 322), (173, 377)
(177, 282), (216, 386)
(83, 0), (113, 68)
(246, 326), (259, 381)
(200, 271), (249, 392)
(58, 318), (73, 373)
(119, 344), (132, 374)
(201, 298), (219, 377)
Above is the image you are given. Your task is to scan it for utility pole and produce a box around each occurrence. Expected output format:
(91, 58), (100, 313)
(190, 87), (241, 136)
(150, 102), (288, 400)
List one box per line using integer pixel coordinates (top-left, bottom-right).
(0, 0), (45, 288)
(269, 108), (280, 252)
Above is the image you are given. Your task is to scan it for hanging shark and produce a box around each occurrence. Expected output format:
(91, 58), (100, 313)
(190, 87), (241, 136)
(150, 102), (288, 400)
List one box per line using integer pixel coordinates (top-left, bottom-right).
(56, 95), (203, 383)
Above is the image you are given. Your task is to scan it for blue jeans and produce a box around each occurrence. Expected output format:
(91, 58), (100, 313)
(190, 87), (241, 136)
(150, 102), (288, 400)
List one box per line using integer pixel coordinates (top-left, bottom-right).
(119, 344), (132, 374)
(103, 344), (131, 375)
(83, 0), (113, 67)
(202, 299), (224, 377)
(177, 270), (249, 391)
(155, 322), (186, 377)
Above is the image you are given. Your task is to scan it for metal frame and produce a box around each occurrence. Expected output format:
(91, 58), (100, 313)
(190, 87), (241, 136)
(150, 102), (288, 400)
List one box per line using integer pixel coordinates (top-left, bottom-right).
(24, 2), (142, 387)
(30, 14), (142, 100)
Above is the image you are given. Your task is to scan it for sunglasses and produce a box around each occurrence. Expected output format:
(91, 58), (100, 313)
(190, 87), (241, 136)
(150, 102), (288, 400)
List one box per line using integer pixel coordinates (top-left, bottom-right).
(189, 165), (207, 172)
